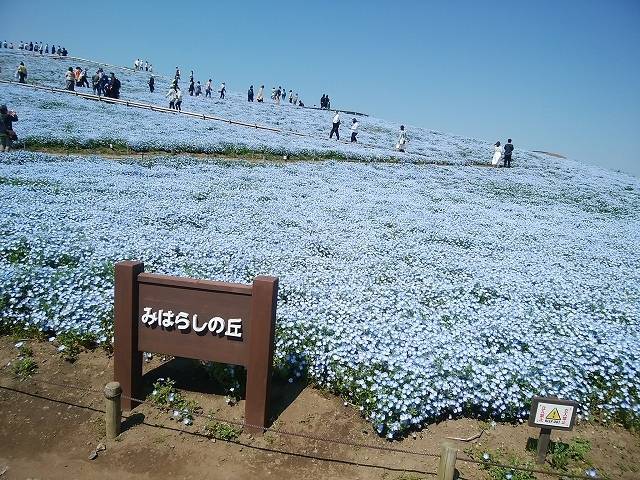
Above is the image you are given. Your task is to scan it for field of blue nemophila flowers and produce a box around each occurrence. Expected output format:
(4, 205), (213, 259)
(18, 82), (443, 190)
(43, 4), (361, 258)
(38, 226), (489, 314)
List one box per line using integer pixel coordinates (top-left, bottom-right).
(1, 50), (536, 166)
(1, 145), (639, 437)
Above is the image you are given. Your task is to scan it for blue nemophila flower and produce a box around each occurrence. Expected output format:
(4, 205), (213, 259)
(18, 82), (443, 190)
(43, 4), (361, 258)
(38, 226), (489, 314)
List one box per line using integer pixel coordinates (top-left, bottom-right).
(1, 49), (639, 438)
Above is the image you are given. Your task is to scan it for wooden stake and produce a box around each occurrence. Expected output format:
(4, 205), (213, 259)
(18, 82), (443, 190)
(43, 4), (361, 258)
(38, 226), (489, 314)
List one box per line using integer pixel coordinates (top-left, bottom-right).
(104, 381), (122, 440)
(437, 442), (458, 480)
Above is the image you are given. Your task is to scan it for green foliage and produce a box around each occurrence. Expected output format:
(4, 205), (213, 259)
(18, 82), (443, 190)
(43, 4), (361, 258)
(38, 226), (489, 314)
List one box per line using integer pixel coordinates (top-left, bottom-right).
(0, 239), (30, 264)
(148, 377), (201, 422)
(11, 357), (38, 379)
(56, 331), (96, 362)
(203, 418), (241, 442)
(17, 343), (34, 357)
(471, 448), (536, 480)
(201, 362), (245, 400)
(549, 438), (591, 470)
(0, 320), (46, 340)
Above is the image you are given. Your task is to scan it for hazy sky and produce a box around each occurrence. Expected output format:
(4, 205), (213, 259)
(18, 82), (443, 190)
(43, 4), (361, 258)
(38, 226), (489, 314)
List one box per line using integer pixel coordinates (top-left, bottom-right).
(3, 0), (639, 176)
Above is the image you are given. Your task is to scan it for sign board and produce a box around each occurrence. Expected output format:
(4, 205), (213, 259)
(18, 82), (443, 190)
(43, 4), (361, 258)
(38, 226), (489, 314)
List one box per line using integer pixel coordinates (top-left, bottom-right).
(113, 261), (278, 433)
(528, 396), (578, 431)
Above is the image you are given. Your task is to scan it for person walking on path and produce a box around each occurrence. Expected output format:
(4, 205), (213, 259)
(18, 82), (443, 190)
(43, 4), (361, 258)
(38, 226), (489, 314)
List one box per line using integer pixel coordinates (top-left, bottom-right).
(195, 81), (202, 96)
(248, 85), (254, 102)
(256, 85), (265, 102)
(329, 112), (341, 140)
(0, 105), (18, 152)
(350, 118), (359, 143)
(175, 87), (183, 111)
(166, 87), (178, 109)
(205, 79), (212, 98)
(106, 72), (121, 99)
(92, 70), (101, 95)
(16, 62), (27, 83)
(219, 82), (226, 99)
(503, 139), (514, 167)
(65, 67), (75, 91)
(275, 86), (281, 105)
(79, 68), (90, 88)
(188, 78), (195, 96)
(396, 125), (408, 152)
(492, 141), (503, 167)
(148, 75), (155, 93)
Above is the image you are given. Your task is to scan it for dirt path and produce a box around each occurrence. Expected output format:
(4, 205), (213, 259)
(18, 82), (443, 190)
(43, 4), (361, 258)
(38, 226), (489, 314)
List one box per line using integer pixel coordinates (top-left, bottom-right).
(1, 337), (638, 479)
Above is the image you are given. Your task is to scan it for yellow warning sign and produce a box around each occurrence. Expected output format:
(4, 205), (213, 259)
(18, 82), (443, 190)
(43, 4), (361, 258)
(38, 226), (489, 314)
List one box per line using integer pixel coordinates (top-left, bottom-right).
(545, 408), (562, 421)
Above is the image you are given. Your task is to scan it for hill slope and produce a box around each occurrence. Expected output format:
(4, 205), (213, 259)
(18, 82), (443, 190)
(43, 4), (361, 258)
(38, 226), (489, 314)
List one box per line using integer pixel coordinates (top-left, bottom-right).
(1, 50), (639, 438)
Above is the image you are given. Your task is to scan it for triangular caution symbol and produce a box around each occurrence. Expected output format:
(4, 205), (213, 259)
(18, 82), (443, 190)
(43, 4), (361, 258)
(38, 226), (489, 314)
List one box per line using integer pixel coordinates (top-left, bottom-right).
(546, 408), (562, 421)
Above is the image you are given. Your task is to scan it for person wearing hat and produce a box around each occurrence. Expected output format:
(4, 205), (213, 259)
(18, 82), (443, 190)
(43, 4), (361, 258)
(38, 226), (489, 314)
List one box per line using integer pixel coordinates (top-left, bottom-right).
(0, 105), (19, 152)
(350, 118), (359, 143)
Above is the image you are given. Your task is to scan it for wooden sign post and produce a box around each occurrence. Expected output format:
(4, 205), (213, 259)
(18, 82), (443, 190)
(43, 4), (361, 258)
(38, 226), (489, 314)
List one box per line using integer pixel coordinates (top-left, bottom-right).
(528, 396), (578, 464)
(113, 261), (278, 433)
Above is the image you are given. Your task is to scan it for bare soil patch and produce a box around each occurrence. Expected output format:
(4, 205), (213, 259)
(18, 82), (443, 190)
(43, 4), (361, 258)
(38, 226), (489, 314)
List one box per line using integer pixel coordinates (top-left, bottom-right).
(0, 336), (638, 479)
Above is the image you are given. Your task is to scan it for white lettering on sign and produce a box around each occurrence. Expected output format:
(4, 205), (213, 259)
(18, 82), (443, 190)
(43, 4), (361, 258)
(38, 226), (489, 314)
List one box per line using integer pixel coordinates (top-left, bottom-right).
(534, 402), (574, 428)
(141, 307), (242, 338)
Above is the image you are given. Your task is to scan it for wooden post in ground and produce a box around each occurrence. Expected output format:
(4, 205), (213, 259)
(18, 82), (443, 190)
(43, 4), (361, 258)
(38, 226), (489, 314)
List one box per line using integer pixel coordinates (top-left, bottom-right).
(536, 427), (552, 464)
(104, 381), (122, 439)
(437, 442), (458, 480)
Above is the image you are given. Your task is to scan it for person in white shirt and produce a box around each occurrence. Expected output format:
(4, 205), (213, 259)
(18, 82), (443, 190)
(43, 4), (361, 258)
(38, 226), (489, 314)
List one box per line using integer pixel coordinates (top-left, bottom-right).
(329, 112), (340, 140)
(256, 85), (265, 102)
(219, 82), (226, 99)
(292, 92), (298, 105)
(396, 125), (408, 152)
(350, 118), (359, 143)
(166, 87), (177, 109)
(175, 87), (183, 111)
(205, 79), (212, 98)
(491, 141), (503, 167)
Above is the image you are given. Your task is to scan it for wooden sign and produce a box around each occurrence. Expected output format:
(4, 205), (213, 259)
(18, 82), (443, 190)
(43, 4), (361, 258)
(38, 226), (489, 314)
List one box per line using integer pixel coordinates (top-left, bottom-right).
(528, 396), (578, 463)
(113, 261), (278, 433)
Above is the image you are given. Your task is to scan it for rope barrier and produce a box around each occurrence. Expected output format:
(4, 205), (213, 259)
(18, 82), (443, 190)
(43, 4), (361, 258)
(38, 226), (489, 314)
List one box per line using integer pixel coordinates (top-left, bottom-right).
(0, 48), (138, 74)
(2, 48), (372, 116)
(0, 375), (600, 478)
(1, 78), (444, 162)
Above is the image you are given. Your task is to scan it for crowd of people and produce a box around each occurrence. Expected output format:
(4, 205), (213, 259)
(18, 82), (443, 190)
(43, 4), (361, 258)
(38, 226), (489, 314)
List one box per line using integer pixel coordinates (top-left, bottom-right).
(2, 50), (516, 162)
(58, 64), (121, 98)
(134, 59), (153, 72)
(1, 40), (68, 56)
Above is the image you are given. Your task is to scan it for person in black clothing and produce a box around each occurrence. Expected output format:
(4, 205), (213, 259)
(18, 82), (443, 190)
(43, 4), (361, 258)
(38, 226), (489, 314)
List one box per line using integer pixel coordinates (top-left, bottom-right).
(320, 94), (326, 109)
(503, 139), (514, 168)
(0, 104), (19, 152)
(106, 73), (121, 99)
(248, 85), (254, 102)
(148, 75), (155, 93)
(188, 78), (195, 96)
